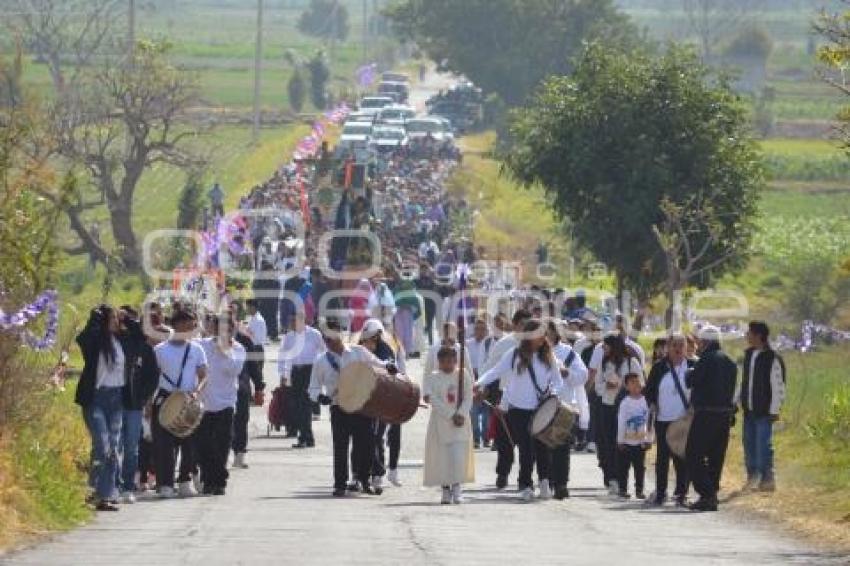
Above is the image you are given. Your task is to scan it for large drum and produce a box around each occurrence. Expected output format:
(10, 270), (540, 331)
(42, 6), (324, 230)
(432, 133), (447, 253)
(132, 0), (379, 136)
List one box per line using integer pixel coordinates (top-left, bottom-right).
(666, 412), (694, 459)
(337, 362), (420, 425)
(530, 396), (577, 448)
(159, 391), (204, 438)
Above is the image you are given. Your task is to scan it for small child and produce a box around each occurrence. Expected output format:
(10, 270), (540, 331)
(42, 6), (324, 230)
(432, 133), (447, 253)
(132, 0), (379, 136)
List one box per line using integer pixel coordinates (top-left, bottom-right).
(617, 372), (653, 499)
(422, 347), (475, 504)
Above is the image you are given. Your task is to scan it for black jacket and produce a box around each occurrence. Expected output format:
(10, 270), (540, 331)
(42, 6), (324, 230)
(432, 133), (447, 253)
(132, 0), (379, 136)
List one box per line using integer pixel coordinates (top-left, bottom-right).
(74, 316), (159, 409)
(235, 331), (266, 395)
(686, 344), (737, 413)
(741, 348), (786, 417)
(644, 357), (695, 409)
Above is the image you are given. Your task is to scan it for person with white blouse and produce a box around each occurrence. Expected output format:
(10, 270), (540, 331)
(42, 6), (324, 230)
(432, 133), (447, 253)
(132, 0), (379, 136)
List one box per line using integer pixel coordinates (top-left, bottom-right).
(277, 311), (325, 448)
(592, 333), (644, 493)
(548, 321), (589, 500)
(476, 319), (564, 501)
(644, 333), (693, 506)
(197, 312), (246, 496)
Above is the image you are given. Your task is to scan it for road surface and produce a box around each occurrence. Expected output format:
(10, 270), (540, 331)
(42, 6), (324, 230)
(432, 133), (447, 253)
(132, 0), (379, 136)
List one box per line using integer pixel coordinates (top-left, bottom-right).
(2, 356), (843, 566)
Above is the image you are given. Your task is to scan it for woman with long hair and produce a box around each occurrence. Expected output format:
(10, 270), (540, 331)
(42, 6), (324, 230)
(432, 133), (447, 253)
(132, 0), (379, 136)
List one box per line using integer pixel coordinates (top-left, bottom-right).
(75, 305), (127, 511)
(594, 332), (644, 492)
(476, 319), (564, 501)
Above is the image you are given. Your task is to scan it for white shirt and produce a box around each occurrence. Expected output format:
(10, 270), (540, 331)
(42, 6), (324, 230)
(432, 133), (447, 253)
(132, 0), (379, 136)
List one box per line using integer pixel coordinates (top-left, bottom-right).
(481, 332), (518, 390)
(155, 340), (208, 393)
(200, 338), (246, 412)
(657, 359), (691, 423)
(247, 312), (268, 345)
(96, 337), (126, 389)
(617, 395), (652, 445)
(277, 325), (326, 379)
(595, 356), (644, 406)
(308, 345), (383, 404)
(588, 337), (646, 374)
(477, 348), (564, 411)
(465, 336), (494, 376)
(553, 342), (589, 398)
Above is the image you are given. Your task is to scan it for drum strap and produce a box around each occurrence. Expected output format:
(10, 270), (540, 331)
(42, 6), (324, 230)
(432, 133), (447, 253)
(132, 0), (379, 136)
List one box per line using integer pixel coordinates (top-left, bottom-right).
(527, 358), (547, 403)
(326, 351), (340, 373)
(669, 363), (690, 410)
(162, 344), (191, 391)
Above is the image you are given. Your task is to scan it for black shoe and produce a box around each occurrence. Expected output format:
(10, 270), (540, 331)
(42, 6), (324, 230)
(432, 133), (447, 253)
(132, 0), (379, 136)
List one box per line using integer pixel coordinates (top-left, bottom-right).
(212, 487), (225, 496)
(285, 431), (298, 439)
(496, 475), (508, 490)
(554, 487), (570, 500)
(362, 485), (383, 496)
(635, 491), (646, 500)
(674, 494), (688, 507)
(292, 441), (308, 449)
(473, 441), (481, 449)
(618, 491), (631, 499)
(689, 497), (718, 512)
(306, 441), (315, 448)
(483, 441), (491, 448)
(347, 481), (361, 492)
(333, 488), (346, 497)
(95, 500), (120, 512)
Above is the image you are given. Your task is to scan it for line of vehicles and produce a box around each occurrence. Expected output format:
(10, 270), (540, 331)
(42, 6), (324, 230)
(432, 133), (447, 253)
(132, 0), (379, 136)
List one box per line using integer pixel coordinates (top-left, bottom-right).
(335, 71), (477, 160)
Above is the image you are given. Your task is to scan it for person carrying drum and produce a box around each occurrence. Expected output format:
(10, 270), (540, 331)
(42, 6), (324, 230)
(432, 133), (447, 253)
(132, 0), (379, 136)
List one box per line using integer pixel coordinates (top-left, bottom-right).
(474, 319), (564, 502)
(309, 319), (387, 497)
(152, 305), (208, 498)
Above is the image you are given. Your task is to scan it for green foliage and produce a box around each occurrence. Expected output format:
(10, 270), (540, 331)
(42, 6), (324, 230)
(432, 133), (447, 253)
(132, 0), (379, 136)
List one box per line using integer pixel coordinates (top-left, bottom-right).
(386, 0), (640, 106)
(288, 68), (307, 113)
(723, 25), (774, 61)
(807, 385), (850, 448)
(307, 51), (330, 110)
(815, 1), (850, 146)
(298, 0), (350, 41)
(506, 43), (763, 298)
(177, 173), (205, 230)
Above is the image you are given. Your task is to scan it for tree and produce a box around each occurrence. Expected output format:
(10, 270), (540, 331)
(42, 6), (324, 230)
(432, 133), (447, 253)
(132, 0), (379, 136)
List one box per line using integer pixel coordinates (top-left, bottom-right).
(505, 44), (763, 303)
(307, 51), (330, 110)
(288, 68), (307, 113)
(298, 0), (350, 42)
(816, 1), (850, 147)
(682, 0), (763, 59)
(385, 0), (639, 106)
(42, 41), (205, 271)
(1, 0), (122, 94)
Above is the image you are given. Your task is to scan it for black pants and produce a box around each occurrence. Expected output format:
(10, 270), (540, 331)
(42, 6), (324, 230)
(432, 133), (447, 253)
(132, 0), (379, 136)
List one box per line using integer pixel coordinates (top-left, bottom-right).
(152, 395), (196, 488)
(331, 406), (373, 489)
(687, 412), (731, 501)
(507, 408), (549, 489)
(259, 299), (278, 341)
(617, 444), (646, 494)
(586, 389), (599, 445)
(550, 440), (571, 489)
(655, 420), (689, 498)
(372, 421), (401, 477)
(291, 365), (314, 444)
(598, 403), (618, 485)
(424, 307), (436, 346)
(197, 408), (234, 491)
(232, 388), (251, 454)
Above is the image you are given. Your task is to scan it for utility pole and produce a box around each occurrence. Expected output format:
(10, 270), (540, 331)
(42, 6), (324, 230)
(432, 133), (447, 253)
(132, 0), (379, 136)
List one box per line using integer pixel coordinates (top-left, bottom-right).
(330, 0), (339, 63)
(362, 0), (368, 63)
(253, 0), (264, 143)
(128, 0), (136, 59)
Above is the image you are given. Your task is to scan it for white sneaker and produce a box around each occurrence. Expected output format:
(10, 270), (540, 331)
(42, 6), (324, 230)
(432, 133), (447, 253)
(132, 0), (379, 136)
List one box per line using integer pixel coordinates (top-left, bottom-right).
(158, 486), (176, 499)
(538, 480), (552, 500)
(441, 487), (452, 504)
(586, 442), (597, 453)
(193, 474), (203, 494)
(233, 453), (248, 469)
(372, 476), (384, 489)
(387, 469), (402, 487)
(451, 484), (464, 504)
(520, 488), (534, 502)
(179, 481), (197, 498)
(120, 491), (136, 504)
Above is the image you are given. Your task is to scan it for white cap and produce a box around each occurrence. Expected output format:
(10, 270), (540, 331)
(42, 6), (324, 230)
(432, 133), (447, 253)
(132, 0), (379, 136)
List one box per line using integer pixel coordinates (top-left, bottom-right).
(361, 318), (385, 341)
(697, 324), (721, 342)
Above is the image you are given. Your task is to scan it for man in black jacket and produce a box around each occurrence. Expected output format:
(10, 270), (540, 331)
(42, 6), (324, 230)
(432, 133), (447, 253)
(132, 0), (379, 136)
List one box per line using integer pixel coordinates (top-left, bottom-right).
(740, 321), (786, 493)
(685, 325), (737, 512)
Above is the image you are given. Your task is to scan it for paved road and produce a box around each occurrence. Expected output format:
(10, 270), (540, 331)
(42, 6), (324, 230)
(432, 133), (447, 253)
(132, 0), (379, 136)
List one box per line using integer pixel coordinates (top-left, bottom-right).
(3, 357), (843, 566)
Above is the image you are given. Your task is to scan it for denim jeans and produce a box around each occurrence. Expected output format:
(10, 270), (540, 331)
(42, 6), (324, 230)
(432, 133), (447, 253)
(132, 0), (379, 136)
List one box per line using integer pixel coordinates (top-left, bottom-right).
(743, 414), (774, 482)
(83, 387), (123, 501)
(120, 409), (143, 492)
(470, 400), (490, 445)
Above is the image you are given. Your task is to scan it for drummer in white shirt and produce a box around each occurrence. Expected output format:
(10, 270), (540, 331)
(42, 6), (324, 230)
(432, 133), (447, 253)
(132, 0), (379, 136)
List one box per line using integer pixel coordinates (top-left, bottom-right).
(197, 312), (245, 496)
(278, 311), (325, 448)
(475, 319), (564, 501)
(309, 319), (387, 497)
(548, 320), (589, 500)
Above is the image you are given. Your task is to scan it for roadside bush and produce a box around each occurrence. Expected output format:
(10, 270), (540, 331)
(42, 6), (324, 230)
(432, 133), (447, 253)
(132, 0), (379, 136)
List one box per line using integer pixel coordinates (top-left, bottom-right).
(807, 385), (850, 448)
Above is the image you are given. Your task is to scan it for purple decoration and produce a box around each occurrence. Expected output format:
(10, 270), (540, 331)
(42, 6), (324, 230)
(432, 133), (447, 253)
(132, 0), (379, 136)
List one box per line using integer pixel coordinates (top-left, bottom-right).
(0, 290), (60, 351)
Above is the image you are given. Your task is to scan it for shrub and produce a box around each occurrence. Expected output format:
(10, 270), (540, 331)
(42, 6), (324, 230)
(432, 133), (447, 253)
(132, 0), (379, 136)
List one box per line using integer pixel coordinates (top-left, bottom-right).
(288, 68), (306, 113)
(807, 385), (850, 448)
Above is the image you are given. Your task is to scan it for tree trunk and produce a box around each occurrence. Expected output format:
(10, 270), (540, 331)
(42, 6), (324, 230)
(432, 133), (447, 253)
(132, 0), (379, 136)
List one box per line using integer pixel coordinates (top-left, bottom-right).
(110, 196), (140, 271)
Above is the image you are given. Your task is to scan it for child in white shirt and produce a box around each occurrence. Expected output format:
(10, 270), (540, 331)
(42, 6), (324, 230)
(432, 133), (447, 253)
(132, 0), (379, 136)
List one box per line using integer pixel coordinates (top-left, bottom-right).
(422, 347), (475, 504)
(617, 372), (653, 499)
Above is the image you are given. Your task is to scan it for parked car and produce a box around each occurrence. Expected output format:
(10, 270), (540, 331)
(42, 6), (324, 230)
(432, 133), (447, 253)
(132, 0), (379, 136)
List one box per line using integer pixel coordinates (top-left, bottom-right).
(358, 96), (395, 117)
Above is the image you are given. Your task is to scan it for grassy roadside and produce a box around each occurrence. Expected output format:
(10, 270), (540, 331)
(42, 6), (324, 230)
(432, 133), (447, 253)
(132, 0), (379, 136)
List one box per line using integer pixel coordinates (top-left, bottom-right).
(454, 130), (850, 550)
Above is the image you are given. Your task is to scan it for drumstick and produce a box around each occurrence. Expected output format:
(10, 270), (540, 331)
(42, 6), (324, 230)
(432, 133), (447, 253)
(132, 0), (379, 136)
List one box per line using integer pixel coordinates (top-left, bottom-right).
(482, 400), (515, 447)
